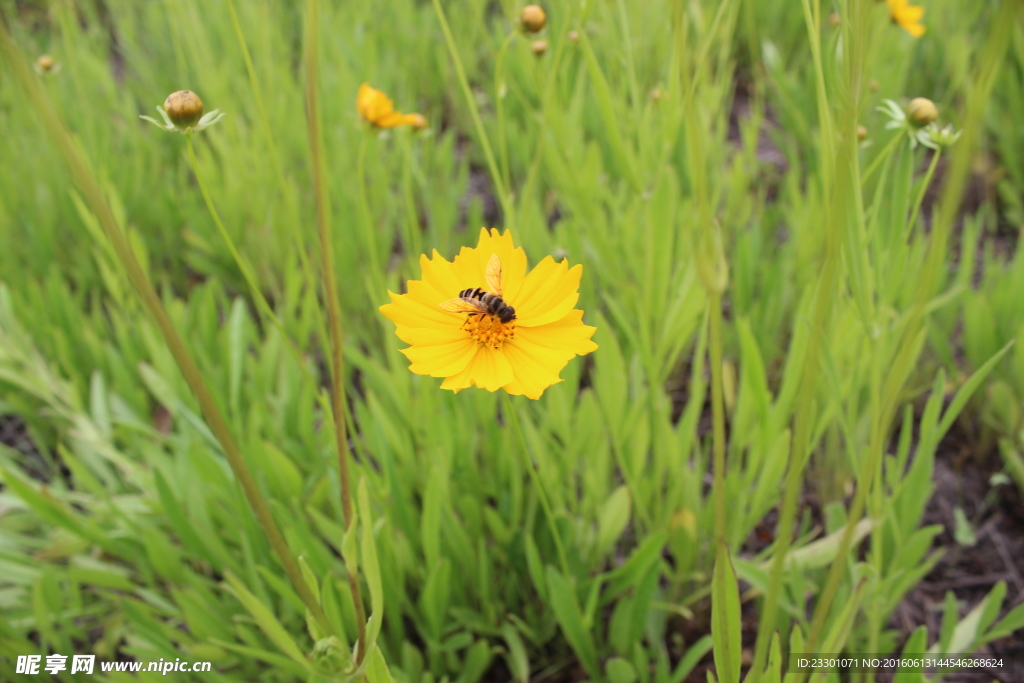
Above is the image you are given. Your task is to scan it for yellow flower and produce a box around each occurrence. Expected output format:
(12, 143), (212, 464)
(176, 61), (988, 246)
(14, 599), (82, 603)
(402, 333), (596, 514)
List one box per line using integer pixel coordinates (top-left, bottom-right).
(356, 83), (424, 129)
(380, 228), (598, 399)
(887, 0), (925, 37)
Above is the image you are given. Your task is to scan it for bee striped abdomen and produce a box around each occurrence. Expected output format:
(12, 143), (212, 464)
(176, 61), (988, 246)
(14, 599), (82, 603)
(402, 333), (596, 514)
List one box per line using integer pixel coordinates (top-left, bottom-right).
(460, 287), (487, 301)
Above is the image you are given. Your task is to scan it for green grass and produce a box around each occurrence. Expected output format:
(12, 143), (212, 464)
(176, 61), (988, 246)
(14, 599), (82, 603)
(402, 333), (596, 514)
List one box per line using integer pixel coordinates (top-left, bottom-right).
(2, 0), (1024, 681)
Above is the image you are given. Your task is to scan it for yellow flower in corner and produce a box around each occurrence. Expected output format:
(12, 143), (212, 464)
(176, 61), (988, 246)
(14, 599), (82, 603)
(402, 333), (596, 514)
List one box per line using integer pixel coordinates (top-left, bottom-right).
(357, 83), (425, 129)
(380, 229), (598, 399)
(887, 0), (925, 37)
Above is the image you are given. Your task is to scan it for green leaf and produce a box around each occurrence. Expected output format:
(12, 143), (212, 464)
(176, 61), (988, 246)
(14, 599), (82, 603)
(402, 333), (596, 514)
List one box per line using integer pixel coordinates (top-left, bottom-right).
(359, 478), (384, 651)
(952, 507), (977, 546)
(546, 567), (599, 678)
(935, 340), (1014, 439)
(711, 543), (741, 683)
(222, 571), (310, 668)
(607, 657), (638, 683)
(672, 635), (713, 683)
(501, 622), (530, 683)
(524, 535), (547, 602)
(209, 638), (311, 678)
(760, 519), (872, 572)
(457, 639), (493, 683)
(894, 626), (928, 683)
(597, 485), (632, 557)
(997, 439), (1024, 496)
(985, 599), (1024, 641)
(420, 559), (451, 641)
(365, 644), (394, 683)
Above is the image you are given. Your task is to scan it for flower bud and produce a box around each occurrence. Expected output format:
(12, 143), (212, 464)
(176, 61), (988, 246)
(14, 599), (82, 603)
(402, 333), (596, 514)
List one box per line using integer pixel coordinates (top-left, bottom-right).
(567, 29), (580, 44)
(919, 123), (962, 150)
(164, 90), (205, 129)
(531, 39), (548, 57)
(37, 54), (56, 72)
(828, 11), (841, 27)
(907, 97), (937, 127)
(857, 125), (868, 141)
(521, 5), (547, 33)
(869, 79), (880, 92)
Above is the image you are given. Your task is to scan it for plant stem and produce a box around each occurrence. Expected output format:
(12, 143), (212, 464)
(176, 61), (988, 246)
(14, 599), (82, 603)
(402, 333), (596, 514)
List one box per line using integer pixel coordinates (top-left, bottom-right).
(356, 133), (382, 277)
(502, 392), (571, 579)
(494, 30), (517, 192)
(302, 0), (367, 662)
(861, 132), (903, 186)
(902, 148), (942, 242)
(223, 0), (316, 283)
(0, 22), (335, 639)
(709, 294), (728, 549)
(185, 135), (264, 308)
(186, 135), (339, 445)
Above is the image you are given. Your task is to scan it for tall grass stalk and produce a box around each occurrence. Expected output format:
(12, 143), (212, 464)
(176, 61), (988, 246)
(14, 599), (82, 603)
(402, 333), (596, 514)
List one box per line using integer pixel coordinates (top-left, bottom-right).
(222, 0), (317, 288)
(902, 148), (942, 242)
(185, 134), (339, 425)
(494, 30), (517, 191)
(431, 0), (515, 228)
(302, 0), (367, 662)
(709, 294), (728, 549)
(0, 20), (336, 638)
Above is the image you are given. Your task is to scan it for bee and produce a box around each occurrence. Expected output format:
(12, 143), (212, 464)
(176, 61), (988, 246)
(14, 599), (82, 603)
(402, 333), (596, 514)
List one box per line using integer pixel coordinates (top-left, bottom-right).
(439, 254), (517, 324)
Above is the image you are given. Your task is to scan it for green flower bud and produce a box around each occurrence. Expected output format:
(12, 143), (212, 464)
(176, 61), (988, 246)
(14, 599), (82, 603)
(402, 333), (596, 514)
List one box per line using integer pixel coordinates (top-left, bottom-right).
(907, 97), (938, 127)
(164, 90), (205, 129)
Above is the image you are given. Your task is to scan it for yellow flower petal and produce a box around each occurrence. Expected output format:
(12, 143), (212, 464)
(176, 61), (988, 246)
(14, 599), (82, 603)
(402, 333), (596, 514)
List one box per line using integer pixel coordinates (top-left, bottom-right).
(887, 0), (925, 38)
(516, 309), (599, 356)
(514, 260), (583, 327)
(903, 20), (925, 37)
(376, 111), (410, 128)
(402, 336), (477, 377)
(380, 290), (453, 330)
(901, 5), (923, 20)
(450, 228), (529, 302)
(439, 345), (513, 392)
(394, 325), (466, 347)
(419, 251), (466, 301)
(501, 335), (575, 399)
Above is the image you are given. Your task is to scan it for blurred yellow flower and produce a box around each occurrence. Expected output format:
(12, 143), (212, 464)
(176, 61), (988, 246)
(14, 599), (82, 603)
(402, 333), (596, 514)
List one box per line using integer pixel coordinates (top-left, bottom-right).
(380, 228), (598, 399)
(357, 83), (424, 129)
(887, 0), (925, 37)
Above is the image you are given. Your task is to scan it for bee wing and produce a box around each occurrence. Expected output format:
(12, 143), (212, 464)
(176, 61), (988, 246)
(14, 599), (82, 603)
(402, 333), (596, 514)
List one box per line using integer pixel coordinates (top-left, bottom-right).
(485, 253), (503, 296)
(440, 297), (489, 314)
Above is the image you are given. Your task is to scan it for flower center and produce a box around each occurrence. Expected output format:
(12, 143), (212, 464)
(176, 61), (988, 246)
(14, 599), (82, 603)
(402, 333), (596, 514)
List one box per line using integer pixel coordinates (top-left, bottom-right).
(462, 314), (516, 349)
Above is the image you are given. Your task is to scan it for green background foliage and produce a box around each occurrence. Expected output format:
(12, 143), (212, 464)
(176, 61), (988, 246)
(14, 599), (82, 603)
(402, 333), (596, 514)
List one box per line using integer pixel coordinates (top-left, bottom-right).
(1, 0), (1023, 681)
